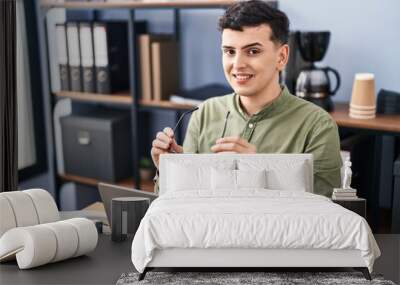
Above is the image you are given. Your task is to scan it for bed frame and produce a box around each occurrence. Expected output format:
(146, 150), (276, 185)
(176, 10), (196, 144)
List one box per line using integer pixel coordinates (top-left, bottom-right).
(138, 154), (372, 281)
(138, 248), (371, 280)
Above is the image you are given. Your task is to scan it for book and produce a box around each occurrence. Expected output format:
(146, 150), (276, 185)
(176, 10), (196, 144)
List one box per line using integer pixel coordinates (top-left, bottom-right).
(138, 34), (171, 101)
(332, 192), (358, 197)
(333, 188), (357, 193)
(169, 95), (202, 106)
(169, 84), (233, 106)
(332, 187), (359, 200)
(66, 22), (82, 92)
(79, 22), (96, 93)
(151, 39), (179, 101)
(332, 195), (360, 201)
(93, 21), (147, 94)
(55, 23), (70, 91)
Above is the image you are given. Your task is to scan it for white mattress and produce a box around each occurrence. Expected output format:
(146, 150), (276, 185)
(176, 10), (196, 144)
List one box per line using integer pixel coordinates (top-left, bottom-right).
(131, 190), (380, 273)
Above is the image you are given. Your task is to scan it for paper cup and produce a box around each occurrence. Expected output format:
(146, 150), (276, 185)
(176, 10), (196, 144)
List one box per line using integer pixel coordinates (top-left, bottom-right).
(349, 108), (376, 115)
(349, 111), (376, 119)
(350, 103), (376, 111)
(350, 73), (376, 107)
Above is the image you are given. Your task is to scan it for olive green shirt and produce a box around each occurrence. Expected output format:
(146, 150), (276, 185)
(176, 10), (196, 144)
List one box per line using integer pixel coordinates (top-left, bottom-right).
(155, 87), (342, 197)
(181, 86), (342, 197)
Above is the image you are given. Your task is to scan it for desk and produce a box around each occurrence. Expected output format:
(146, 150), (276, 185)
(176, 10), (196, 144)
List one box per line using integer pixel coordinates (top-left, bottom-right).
(0, 234), (133, 285)
(330, 103), (400, 233)
(332, 103), (400, 133)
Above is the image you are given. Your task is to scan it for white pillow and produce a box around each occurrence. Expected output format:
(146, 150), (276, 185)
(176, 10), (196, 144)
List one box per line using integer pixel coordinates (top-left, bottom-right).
(237, 169), (267, 189)
(167, 162), (209, 191)
(211, 169), (267, 191)
(165, 159), (236, 193)
(238, 159), (309, 192)
(266, 167), (307, 191)
(211, 168), (236, 190)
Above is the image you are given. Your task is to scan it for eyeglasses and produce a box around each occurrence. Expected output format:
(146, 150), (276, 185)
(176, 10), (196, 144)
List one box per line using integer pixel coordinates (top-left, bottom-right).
(169, 107), (199, 152)
(172, 106), (199, 134)
(220, 111), (231, 138)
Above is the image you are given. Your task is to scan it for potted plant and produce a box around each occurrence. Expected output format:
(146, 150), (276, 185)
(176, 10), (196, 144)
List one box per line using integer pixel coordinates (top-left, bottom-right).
(139, 157), (155, 181)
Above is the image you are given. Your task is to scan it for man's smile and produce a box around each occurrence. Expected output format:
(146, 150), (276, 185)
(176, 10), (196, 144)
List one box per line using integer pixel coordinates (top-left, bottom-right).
(233, 73), (254, 84)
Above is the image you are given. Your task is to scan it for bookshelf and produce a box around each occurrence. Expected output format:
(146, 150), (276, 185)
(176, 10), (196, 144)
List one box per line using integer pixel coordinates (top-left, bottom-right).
(59, 173), (154, 192)
(54, 91), (196, 110)
(55, 91), (133, 105)
(140, 99), (195, 110)
(36, 0), (231, 201)
(40, 0), (236, 9)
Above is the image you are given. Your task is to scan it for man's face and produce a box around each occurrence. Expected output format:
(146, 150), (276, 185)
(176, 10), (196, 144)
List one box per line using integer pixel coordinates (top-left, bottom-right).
(221, 24), (287, 98)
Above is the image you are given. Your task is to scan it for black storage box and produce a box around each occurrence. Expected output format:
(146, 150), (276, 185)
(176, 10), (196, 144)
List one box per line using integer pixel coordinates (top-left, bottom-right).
(60, 111), (132, 183)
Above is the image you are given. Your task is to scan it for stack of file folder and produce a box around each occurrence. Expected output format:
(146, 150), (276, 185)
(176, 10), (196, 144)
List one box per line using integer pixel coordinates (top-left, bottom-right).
(55, 21), (147, 94)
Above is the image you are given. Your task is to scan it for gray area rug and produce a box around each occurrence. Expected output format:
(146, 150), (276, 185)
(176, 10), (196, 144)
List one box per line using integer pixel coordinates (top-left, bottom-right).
(117, 271), (396, 285)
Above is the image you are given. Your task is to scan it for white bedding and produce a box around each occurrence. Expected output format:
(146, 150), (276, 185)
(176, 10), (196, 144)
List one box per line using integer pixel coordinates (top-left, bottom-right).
(131, 190), (380, 273)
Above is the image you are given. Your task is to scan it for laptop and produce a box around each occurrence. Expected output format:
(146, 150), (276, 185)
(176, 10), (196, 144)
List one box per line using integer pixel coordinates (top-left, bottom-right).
(98, 182), (158, 225)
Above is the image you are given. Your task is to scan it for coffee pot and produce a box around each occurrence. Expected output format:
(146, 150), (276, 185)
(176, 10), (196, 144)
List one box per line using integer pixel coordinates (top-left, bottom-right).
(295, 31), (340, 112)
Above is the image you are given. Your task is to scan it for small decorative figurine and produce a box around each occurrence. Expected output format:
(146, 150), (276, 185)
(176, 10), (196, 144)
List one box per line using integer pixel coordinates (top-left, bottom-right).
(333, 157), (357, 200)
(342, 157), (353, 190)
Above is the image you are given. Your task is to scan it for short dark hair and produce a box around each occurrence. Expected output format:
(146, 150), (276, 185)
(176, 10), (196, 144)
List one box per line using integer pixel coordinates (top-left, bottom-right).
(218, 0), (290, 45)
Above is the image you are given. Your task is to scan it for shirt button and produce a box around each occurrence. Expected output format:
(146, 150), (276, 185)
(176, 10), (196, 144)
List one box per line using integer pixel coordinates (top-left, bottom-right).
(248, 123), (254, 129)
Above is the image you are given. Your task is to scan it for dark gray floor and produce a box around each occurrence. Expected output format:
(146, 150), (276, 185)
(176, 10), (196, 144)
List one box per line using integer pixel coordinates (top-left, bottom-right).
(373, 234), (400, 284)
(1, 234), (398, 285)
(0, 234), (134, 285)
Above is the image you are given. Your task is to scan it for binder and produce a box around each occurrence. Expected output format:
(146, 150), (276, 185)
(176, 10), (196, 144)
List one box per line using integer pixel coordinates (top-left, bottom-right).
(79, 22), (95, 93)
(93, 21), (147, 94)
(55, 23), (70, 91)
(66, 22), (82, 92)
(151, 39), (179, 101)
(138, 34), (171, 101)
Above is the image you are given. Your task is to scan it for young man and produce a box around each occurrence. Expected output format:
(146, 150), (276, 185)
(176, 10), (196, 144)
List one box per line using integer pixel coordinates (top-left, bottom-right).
(151, 0), (342, 197)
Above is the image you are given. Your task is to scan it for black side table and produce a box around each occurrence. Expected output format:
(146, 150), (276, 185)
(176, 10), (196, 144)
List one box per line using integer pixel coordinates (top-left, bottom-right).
(332, 198), (366, 219)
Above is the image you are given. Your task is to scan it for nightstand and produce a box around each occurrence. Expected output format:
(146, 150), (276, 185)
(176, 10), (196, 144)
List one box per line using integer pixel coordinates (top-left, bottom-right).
(332, 198), (366, 219)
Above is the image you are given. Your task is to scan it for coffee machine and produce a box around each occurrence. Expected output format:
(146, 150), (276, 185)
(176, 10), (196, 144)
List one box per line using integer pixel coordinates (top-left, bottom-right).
(281, 31), (312, 94)
(295, 31), (340, 112)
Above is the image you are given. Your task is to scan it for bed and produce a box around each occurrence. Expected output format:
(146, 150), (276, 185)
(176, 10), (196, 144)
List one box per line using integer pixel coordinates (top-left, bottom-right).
(131, 154), (380, 280)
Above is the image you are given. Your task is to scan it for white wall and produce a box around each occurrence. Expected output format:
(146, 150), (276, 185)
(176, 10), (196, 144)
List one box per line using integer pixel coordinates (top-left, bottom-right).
(280, 0), (400, 102)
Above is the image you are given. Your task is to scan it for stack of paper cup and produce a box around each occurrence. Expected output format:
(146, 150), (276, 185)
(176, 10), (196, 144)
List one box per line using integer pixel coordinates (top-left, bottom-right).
(349, 73), (376, 119)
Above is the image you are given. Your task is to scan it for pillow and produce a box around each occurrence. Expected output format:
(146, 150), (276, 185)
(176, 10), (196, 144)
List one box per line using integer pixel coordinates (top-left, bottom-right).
(211, 168), (236, 190)
(165, 159), (236, 193)
(266, 163), (307, 191)
(238, 159), (309, 192)
(236, 169), (267, 189)
(167, 162), (210, 191)
(211, 168), (267, 191)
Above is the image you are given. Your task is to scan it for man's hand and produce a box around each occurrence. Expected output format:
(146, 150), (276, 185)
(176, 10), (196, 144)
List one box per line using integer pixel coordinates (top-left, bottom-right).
(211, 136), (257, 153)
(151, 127), (183, 169)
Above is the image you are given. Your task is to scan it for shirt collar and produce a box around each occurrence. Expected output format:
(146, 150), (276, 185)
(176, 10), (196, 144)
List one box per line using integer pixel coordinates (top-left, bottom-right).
(231, 85), (291, 121)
